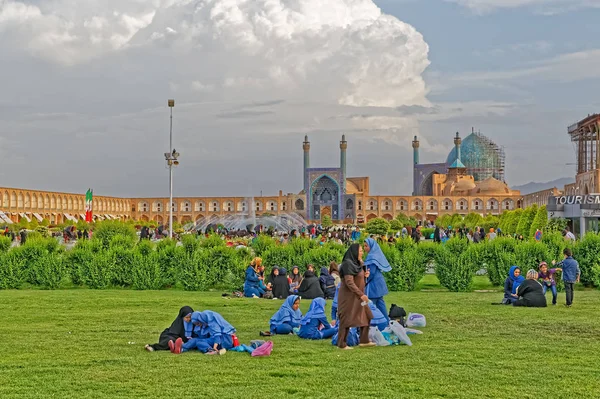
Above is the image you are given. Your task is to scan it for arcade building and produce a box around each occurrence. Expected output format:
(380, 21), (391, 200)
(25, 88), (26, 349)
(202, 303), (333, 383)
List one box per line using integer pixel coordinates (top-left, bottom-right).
(1, 131), (523, 226)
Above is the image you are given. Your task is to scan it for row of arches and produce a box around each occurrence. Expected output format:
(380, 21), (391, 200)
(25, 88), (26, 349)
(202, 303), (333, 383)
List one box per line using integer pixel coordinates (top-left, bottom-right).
(0, 190), (128, 213)
(358, 198), (517, 212)
(136, 199), (303, 213)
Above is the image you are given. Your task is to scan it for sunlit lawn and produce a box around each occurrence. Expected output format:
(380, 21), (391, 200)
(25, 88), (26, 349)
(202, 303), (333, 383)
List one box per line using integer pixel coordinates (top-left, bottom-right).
(1, 276), (599, 398)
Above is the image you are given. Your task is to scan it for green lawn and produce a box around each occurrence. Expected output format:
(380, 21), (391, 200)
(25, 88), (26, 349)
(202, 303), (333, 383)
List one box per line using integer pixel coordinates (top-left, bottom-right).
(1, 276), (599, 399)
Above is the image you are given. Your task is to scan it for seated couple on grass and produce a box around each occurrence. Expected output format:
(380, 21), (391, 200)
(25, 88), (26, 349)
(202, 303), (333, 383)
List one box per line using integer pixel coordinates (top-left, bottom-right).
(502, 266), (547, 308)
(145, 306), (237, 355)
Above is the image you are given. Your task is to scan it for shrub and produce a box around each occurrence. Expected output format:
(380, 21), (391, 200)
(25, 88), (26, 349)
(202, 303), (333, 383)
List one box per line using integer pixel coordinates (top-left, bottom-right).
(131, 252), (165, 290)
(515, 241), (551, 274)
(529, 205), (548, 237)
(31, 252), (65, 289)
(0, 236), (12, 253)
(289, 238), (318, 256)
(109, 234), (136, 250)
(262, 245), (296, 270)
(199, 234), (225, 249)
(0, 251), (26, 289)
(203, 246), (246, 290)
(573, 233), (600, 287)
(302, 246), (343, 270)
(250, 235), (276, 256)
(93, 221), (137, 249)
(382, 245), (427, 291)
(136, 240), (154, 256)
(108, 247), (136, 287)
(80, 251), (115, 289)
(179, 251), (207, 291)
(516, 205), (537, 237)
(434, 246), (477, 292)
(181, 234), (199, 255)
(485, 238), (517, 286)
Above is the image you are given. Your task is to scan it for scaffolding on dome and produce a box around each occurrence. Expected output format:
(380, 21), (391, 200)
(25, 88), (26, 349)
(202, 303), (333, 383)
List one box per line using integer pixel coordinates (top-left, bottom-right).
(462, 129), (506, 182)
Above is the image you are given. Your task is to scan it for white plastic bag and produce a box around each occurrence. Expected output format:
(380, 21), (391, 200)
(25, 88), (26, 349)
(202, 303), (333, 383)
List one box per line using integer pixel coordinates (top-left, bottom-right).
(406, 313), (426, 328)
(389, 320), (412, 346)
(405, 328), (423, 335)
(369, 326), (390, 346)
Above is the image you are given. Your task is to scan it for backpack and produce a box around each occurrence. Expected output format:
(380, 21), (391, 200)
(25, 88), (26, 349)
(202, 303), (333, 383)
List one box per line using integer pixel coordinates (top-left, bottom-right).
(388, 304), (407, 326)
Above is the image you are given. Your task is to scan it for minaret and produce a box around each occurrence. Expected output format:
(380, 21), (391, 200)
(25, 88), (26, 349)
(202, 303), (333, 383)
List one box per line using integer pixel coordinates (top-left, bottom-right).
(412, 136), (420, 195)
(412, 135), (420, 165)
(340, 134), (347, 194)
(303, 135), (310, 191)
(449, 131), (466, 169)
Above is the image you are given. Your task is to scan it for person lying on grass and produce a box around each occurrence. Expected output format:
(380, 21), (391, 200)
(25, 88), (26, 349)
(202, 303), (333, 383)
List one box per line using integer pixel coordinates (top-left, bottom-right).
(260, 295), (302, 336)
(145, 306), (194, 352)
(170, 311), (237, 355)
(298, 298), (337, 340)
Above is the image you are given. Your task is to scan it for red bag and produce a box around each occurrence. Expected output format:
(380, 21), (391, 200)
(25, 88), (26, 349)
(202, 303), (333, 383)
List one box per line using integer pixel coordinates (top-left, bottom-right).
(232, 334), (240, 347)
(251, 341), (273, 357)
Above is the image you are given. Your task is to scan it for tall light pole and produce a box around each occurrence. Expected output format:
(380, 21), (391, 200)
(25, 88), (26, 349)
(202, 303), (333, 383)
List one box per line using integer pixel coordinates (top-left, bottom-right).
(165, 99), (179, 239)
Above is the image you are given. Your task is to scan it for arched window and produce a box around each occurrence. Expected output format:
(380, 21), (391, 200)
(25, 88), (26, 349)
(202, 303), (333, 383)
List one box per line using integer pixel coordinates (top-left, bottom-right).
(195, 201), (205, 212)
(237, 201), (247, 212)
(397, 199), (407, 211)
(383, 199), (391, 211)
(154, 202), (163, 212)
(182, 201), (191, 212)
(225, 201), (233, 212)
(138, 202), (149, 212)
(346, 198), (354, 210)
(472, 199), (482, 211)
(255, 201), (263, 211)
(295, 199), (304, 211)
(444, 199), (452, 211)
(282, 202), (287, 211)
(428, 199), (437, 211)
(358, 201), (363, 211)
(268, 201), (277, 211)
(211, 201), (220, 212)
(412, 199), (422, 211)
(171, 202), (178, 212)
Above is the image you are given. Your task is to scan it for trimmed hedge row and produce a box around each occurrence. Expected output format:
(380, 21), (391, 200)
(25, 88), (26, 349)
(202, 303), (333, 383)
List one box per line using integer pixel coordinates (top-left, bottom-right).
(1, 229), (599, 292)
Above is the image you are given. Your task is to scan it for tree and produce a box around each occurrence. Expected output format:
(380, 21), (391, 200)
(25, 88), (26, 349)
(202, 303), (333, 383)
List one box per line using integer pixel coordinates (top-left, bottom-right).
(321, 215), (333, 228)
(395, 213), (416, 228)
(390, 219), (403, 232)
(516, 205), (537, 237)
(436, 214), (452, 228)
(529, 205), (548, 237)
(463, 213), (484, 230)
(366, 218), (390, 236)
(506, 208), (523, 235)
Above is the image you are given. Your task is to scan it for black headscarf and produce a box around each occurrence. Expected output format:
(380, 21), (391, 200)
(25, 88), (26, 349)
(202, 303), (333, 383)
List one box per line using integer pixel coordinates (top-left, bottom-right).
(166, 306), (194, 337)
(269, 266), (280, 284)
(339, 243), (363, 277)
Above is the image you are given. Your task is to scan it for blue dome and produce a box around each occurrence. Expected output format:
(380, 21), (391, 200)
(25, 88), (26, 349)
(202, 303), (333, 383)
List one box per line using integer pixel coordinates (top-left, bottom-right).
(446, 133), (504, 182)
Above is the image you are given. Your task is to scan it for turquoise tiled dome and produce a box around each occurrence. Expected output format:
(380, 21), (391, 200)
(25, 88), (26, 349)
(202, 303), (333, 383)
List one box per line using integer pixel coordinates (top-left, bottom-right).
(446, 133), (504, 182)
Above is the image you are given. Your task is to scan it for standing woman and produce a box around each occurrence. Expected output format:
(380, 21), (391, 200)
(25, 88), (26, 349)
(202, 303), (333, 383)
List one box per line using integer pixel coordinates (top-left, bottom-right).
(337, 243), (374, 349)
(364, 237), (392, 323)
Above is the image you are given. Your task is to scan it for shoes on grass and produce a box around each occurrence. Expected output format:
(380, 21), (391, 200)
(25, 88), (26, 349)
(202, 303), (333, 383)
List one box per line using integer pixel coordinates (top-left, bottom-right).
(174, 338), (183, 354)
(168, 340), (175, 353)
(218, 348), (227, 355)
(339, 346), (353, 350)
(145, 344), (154, 352)
(259, 331), (272, 337)
(206, 350), (218, 356)
(359, 342), (376, 348)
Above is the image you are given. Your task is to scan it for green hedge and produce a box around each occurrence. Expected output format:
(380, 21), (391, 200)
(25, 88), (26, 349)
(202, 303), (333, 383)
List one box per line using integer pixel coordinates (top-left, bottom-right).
(2, 225), (600, 292)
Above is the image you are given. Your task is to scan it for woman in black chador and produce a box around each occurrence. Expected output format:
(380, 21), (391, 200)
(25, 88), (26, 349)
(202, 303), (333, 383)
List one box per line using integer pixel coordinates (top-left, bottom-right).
(145, 306), (194, 352)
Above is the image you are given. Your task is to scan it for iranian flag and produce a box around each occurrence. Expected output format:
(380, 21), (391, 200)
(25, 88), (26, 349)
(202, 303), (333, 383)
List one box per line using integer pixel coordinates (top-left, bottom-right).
(85, 189), (93, 222)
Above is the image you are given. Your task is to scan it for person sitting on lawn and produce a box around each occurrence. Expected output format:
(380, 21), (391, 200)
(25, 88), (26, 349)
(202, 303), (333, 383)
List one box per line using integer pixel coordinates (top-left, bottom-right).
(513, 270), (547, 308)
(244, 257), (265, 298)
(271, 267), (290, 299)
(503, 266), (524, 304)
(331, 282), (387, 331)
(262, 295), (303, 336)
(171, 311), (237, 355)
(289, 266), (302, 294)
(298, 269), (324, 299)
(145, 306), (194, 352)
(298, 298), (337, 340)
(319, 267), (336, 299)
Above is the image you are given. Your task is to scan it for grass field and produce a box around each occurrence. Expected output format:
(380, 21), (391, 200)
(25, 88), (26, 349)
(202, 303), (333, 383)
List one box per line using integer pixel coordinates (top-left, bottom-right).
(1, 276), (599, 399)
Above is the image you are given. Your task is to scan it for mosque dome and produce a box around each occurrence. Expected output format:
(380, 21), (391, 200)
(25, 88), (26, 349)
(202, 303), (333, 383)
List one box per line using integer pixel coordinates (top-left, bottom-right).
(446, 132), (505, 182)
(453, 179), (476, 193)
(472, 177), (511, 195)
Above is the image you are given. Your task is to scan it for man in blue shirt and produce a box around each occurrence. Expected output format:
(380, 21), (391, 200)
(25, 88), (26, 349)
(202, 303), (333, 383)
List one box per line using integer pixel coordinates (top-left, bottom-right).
(351, 227), (361, 241)
(553, 248), (580, 307)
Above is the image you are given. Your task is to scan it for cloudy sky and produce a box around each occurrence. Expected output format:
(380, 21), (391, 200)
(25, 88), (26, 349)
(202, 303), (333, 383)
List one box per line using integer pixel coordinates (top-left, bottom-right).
(1, 0), (599, 198)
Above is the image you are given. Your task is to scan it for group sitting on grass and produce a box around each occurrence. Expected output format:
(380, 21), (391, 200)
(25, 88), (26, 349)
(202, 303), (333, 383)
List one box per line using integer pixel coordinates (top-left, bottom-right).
(502, 248), (580, 308)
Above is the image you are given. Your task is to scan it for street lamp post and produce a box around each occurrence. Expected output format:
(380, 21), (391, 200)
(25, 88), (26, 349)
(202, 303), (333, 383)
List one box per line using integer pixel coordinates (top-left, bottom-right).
(165, 99), (180, 239)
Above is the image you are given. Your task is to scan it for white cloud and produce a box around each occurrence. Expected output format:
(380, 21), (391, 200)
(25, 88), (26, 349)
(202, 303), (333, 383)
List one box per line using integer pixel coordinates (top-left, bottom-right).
(447, 0), (600, 14)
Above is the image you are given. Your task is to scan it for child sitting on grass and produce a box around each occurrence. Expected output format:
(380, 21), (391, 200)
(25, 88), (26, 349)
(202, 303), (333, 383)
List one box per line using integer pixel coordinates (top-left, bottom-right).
(538, 261), (561, 306)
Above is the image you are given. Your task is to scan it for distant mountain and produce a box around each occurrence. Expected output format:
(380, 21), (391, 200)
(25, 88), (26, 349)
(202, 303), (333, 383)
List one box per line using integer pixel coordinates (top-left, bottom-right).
(512, 178), (574, 195)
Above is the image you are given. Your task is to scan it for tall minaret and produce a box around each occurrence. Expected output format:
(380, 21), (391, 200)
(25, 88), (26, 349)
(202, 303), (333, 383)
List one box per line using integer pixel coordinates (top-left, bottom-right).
(412, 135), (420, 165)
(340, 134), (347, 194)
(303, 135), (310, 191)
(449, 131), (466, 169)
(412, 136), (420, 195)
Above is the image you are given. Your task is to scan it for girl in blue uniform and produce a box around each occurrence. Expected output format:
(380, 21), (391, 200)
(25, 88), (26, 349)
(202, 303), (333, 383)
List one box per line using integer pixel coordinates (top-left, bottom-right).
(364, 237), (392, 323)
(244, 258), (265, 298)
(331, 283), (387, 331)
(267, 295), (303, 335)
(298, 298), (337, 340)
(172, 311), (236, 355)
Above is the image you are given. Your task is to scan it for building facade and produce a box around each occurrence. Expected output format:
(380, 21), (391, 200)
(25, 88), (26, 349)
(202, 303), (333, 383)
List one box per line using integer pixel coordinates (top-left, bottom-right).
(1, 132), (524, 227)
